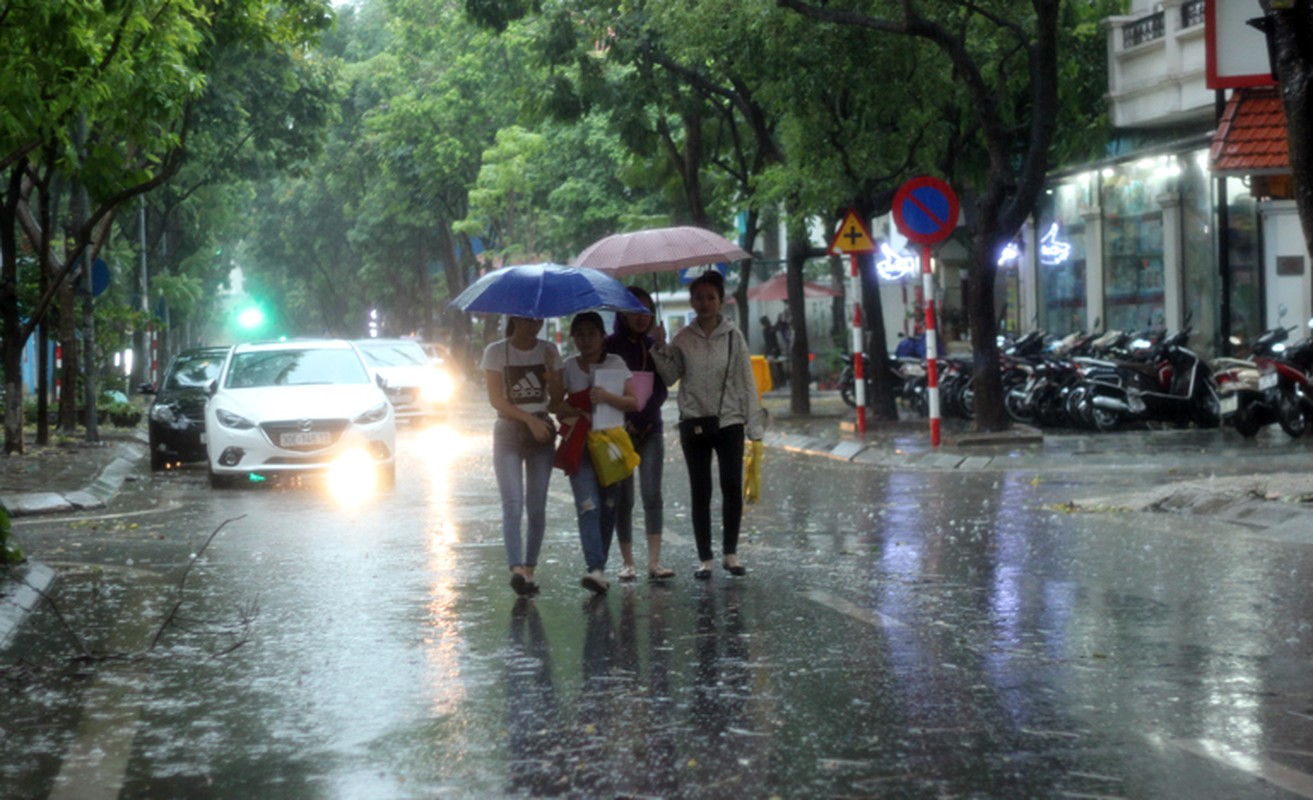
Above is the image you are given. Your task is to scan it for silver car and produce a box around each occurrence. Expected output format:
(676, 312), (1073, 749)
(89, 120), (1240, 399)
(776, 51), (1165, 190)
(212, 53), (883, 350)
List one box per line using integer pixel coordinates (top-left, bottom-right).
(353, 338), (456, 424)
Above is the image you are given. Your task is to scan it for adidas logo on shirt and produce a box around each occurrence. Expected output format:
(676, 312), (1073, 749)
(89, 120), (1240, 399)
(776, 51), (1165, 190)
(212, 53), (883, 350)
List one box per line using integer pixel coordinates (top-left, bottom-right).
(504, 370), (540, 401)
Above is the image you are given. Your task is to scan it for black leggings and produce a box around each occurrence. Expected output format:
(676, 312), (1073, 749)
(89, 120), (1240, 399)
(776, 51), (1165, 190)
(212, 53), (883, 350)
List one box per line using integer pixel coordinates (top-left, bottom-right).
(679, 422), (745, 562)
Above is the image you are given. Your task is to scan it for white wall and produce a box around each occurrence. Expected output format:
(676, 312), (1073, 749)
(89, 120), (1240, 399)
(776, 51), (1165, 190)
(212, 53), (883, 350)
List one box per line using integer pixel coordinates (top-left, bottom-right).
(1262, 201), (1312, 329)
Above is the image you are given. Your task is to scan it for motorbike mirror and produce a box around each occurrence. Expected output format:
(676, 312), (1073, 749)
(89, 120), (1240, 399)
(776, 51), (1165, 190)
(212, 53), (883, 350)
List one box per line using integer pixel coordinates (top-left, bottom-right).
(1278, 303), (1288, 320)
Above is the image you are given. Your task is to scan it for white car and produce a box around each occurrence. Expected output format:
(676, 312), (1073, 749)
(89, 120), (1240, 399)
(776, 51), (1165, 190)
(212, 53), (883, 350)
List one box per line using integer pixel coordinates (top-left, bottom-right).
(353, 338), (456, 423)
(204, 339), (396, 488)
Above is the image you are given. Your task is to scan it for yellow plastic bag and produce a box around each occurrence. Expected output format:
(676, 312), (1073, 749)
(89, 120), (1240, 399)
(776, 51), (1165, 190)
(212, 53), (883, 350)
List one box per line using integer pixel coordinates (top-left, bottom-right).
(744, 439), (764, 503)
(586, 427), (641, 487)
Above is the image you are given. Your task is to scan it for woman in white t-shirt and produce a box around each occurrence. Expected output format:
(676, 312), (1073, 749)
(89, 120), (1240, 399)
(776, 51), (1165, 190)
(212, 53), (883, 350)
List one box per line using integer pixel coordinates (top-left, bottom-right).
(551, 312), (638, 594)
(481, 316), (564, 597)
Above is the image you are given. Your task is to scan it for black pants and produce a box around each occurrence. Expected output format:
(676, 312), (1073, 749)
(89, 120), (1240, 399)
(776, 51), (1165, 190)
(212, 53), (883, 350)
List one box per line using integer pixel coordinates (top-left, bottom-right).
(679, 422), (745, 562)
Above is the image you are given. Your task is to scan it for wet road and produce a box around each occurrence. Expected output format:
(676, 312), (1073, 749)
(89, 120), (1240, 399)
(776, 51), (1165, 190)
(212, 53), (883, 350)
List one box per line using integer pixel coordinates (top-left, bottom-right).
(5, 401), (1313, 798)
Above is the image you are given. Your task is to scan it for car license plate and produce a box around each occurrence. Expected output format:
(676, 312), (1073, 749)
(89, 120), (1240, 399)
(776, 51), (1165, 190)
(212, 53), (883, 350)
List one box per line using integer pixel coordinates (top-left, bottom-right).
(279, 431), (331, 447)
(1259, 372), (1278, 390)
(1220, 394), (1238, 415)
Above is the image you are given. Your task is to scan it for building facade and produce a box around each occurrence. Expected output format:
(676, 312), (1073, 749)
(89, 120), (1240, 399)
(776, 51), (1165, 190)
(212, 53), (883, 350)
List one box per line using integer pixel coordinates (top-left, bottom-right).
(1019, 0), (1302, 358)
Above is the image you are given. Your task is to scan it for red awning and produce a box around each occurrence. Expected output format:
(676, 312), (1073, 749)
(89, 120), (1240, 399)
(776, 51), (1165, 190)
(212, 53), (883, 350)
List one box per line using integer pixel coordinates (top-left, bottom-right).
(1210, 87), (1290, 176)
(744, 273), (842, 302)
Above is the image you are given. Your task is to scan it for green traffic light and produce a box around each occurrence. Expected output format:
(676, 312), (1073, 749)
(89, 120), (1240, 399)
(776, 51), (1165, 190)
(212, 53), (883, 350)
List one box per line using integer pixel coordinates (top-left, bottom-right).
(237, 306), (265, 330)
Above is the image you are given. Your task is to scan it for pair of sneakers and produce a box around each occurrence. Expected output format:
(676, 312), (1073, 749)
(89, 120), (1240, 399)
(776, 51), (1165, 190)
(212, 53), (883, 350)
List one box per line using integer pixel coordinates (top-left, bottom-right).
(580, 569), (610, 594)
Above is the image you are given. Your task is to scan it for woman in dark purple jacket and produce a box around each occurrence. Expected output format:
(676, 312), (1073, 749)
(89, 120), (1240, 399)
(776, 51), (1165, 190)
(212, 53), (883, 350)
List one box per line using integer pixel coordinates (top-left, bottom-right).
(603, 286), (674, 580)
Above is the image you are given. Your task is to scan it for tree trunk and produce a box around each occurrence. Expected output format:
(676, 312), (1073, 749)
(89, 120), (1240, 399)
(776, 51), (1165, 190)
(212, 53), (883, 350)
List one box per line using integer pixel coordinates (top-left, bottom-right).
(1269, 2), (1313, 263)
(967, 227), (1009, 431)
(1, 165), (24, 454)
(786, 214), (810, 415)
(733, 208), (758, 338)
(58, 279), (78, 432)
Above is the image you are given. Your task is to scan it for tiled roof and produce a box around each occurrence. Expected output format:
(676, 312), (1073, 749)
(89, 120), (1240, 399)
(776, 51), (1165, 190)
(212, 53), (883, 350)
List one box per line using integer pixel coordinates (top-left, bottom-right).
(1210, 87), (1290, 176)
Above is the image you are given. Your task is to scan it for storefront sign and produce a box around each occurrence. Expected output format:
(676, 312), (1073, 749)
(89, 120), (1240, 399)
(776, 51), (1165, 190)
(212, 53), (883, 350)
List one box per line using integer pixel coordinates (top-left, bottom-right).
(876, 242), (918, 281)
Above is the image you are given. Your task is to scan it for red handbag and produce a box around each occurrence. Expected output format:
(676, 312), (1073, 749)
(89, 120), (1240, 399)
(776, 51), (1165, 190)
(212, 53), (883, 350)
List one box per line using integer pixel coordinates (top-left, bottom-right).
(554, 390), (592, 475)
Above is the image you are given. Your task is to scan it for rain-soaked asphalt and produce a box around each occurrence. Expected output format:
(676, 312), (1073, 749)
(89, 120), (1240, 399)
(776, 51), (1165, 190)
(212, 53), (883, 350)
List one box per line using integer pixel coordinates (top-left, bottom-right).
(5, 399), (1313, 799)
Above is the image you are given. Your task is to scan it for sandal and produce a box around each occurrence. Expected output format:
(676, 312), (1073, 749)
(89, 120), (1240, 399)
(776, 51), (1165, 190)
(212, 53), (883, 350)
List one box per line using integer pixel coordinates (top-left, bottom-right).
(617, 565), (638, 582)
(648, 566), (676, 580)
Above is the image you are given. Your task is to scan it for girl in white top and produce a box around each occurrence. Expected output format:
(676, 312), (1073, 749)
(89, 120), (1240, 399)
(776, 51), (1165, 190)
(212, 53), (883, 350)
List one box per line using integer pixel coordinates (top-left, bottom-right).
(481, 316), (563, 597)
(551, 311), (638, 594)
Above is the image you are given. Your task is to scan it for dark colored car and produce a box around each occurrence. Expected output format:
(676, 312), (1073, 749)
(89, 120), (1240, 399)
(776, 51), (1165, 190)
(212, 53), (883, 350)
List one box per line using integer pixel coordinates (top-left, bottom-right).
(144, 346), (230, 471)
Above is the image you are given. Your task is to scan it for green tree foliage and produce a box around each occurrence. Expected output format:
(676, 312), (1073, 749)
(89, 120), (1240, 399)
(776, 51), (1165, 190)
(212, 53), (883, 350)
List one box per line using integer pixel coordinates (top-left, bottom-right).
(0, 0), (336, 453)
(238, 1), (524, 339)
(776, 0), (1119, 430)
(458, 116), (666, 264)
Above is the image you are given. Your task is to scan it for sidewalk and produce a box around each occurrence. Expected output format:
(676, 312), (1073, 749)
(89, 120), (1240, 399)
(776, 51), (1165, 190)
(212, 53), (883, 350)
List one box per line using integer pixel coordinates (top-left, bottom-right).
(759, 388), (1044, 470)
(0, 430), (146, 648)
(0, 431), (146, 517)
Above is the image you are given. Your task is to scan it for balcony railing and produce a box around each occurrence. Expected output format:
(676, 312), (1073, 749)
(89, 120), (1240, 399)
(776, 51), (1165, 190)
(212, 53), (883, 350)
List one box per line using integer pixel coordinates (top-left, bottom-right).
(1181, 0), (1205, 29)
(1123, 10), (1165, 48)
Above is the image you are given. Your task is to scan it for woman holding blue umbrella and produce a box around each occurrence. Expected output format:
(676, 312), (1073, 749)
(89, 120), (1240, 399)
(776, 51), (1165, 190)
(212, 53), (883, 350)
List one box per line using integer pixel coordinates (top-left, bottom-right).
(481, 316), (564, 596)
(451, 263), (650, 595)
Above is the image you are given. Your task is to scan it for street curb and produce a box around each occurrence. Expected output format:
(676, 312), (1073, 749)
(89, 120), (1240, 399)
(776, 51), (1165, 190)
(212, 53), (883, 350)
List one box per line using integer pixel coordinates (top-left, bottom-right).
(0, 436), (143, 651)
(0, 439), (144, 518)
(0, 561), (55, 650)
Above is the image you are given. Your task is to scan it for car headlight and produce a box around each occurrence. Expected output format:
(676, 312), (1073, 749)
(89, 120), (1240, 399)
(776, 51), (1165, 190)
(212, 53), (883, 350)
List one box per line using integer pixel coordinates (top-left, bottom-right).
(355, 402), (390, 425)
(419, 371), (455, 403)
(214, 408), (256, 430)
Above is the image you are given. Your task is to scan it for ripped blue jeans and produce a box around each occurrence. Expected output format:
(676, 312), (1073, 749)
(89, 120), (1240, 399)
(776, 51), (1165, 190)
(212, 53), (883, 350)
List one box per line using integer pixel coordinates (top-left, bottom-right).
(569, 453), (618, 572)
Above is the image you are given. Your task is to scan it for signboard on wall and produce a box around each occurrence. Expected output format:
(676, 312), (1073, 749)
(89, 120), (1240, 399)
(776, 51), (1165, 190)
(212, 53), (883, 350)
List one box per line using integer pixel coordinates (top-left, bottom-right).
(1206, 0), (1278, 89)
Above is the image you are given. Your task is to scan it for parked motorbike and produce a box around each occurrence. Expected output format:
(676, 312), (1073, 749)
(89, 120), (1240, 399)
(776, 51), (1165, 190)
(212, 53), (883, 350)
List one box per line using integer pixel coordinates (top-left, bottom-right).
(1264, 326), (1313, 437)
(839, 352), (927, 415)
(1214, 326), (1290, 437)
(1076, 327), (1220, 431)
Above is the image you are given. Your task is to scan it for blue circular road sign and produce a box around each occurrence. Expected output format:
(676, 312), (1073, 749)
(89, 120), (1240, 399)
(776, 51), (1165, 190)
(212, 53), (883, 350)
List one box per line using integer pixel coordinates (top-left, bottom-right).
(892, 176), (960, 246)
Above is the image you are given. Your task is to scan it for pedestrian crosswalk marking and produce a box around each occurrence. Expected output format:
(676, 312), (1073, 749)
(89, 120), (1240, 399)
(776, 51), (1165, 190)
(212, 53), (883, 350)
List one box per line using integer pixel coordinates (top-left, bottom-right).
(804, 590), (906, 628)
(1169, 738), (1313, 798)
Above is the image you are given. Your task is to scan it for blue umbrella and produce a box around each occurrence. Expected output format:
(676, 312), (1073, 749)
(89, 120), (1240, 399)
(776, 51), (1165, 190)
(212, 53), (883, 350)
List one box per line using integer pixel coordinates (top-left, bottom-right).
(448, 263), (650, 317)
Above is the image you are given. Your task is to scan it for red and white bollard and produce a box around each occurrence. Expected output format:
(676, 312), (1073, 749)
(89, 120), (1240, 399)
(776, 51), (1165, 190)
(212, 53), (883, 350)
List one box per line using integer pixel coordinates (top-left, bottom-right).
(849, 254), (866, 434)
(921, 245), (940, 447)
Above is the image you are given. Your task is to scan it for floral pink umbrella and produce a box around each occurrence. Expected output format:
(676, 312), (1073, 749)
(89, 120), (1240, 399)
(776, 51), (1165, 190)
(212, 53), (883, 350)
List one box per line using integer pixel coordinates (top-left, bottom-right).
(572, 226), (751, 276)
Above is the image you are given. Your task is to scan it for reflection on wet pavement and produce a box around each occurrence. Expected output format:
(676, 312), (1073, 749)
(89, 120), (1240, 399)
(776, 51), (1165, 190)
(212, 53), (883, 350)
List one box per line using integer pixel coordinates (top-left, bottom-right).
(3, 403), (1313, 798)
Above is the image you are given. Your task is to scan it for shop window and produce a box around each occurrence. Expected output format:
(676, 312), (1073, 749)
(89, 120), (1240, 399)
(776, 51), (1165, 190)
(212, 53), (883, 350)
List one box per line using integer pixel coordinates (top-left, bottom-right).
(1102, 161), (1171, 331)
(1037, 180), (1088, 334)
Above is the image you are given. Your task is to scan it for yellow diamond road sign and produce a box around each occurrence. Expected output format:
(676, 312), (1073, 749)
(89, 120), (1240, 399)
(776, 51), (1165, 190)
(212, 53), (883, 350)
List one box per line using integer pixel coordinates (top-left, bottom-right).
(830, 209), (875, 255)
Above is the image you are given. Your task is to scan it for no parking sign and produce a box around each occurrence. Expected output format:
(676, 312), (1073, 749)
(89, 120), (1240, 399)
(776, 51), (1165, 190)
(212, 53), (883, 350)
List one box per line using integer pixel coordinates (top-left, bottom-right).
(891, 176), (959, 446)
(892, 176), (959, 246)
